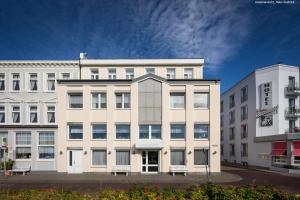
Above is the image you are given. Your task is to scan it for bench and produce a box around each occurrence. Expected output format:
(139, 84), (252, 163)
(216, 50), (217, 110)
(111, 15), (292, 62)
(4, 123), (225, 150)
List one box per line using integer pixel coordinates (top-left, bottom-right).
(9, 165), (31, 176)
(112, 165), (131, 176)
(170, 165), (188, 176)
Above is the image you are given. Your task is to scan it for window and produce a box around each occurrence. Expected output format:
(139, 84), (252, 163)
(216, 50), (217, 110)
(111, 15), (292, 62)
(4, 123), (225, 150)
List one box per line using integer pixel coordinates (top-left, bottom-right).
(293, 156), (300, 165)
(241, 124), (247, 139)
(90, 69), (99, 79)
(125, 68), (134, 79)
(194, 124), (209, 139)
(116, 150), (130, 165)
(221, 115), (223, 127)
(92, 124), (106, 139)
(0, 133), (7, 159)
(194, 149), (208, 165)
(241, 105), (248, 121)
(221, 145), (224, 156)
(12, 73), (20, 91)
(0, 106), (5, 123)
(116, 124), (130, 139)
(230, 144), (235, 156)
(221, 101), (223, 112)
(139, 125), (161, 139)
(194, 92), (209, 108)
(12, 106), (20, 123)
(221, 130), (223, 141)
(115, 93), (130, 108)
(229, 94), (235, 108)
(29, 106), (38, 123)
(166, 68), (175, 79)
(262, 82), (272, 106)
(108, 68), (116, 79)
(29, 73), (38, 91)
(91, 93), (107, 109)
(47, 106), (55, 123)
(184, 68), (193, 79)
(241, 86), (248, 102)
(92, 150), (107, 165)
(69, 93), (83, 108)
(0, 73), (5, 91)
(145, 68), (155, 74)
(46, 73), (55, 91)
(69, 124), (83, 139)
(241, 143), (248, 157)
(171, 150), (185, 165)
(229, 111), (235, 124)
(171, 124), (185, 139)
(273, 156), (287, 164)
(16, 132), (31, 159)
(38, 132), (54, 159)
(170, 92), (185, 108)
(229, 127), (235, 140)
(62, 73), (70, 79)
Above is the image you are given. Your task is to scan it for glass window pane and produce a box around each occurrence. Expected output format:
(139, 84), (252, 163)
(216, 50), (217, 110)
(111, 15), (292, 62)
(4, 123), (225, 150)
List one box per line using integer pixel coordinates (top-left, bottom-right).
(124, 93), (130, 108)
(16, 147), (31, 159)
(39, 146), (54, 159)
(171, 150), (185, 165)
(194, 149), (208, 165)
(39, 132), (54, 145)
(69, 93), (83, 108)
(116, 150), (130, 165)
(194, 93), (209, 108)
(194, 124), (209, 139)
(151, 125), (161, 139)
(16, 132), (31, 145)
(139, 125), (149, 139)
(170, 93), (185, 108)
(69, 124), (83, 139)
(92, 150), (107, 165)
(92, 124), (106, 139)
(116, 94), (122, 108)
(171, 124), (185, 139)
(116, 125), (130, 139)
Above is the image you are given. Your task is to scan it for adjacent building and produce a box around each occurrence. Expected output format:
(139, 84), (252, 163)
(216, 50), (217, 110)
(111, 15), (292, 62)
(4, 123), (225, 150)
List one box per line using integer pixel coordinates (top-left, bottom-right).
(221, 64), (300, 169)
(56, 55), (221, 174)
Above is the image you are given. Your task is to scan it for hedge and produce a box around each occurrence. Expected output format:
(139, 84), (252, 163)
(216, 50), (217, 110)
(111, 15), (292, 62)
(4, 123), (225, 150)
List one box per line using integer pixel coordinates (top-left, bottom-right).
(0, 183), (299, 200)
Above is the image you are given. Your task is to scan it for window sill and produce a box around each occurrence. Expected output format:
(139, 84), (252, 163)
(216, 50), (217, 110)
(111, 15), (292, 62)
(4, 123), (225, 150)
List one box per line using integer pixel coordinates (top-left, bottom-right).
(91, 108), (107, 110)
(67, 139), (83, 141)
(67, 108), (83, 110)
(15, 159), (32, 161)
(91, 165), (107, 168)
(170, 139), (185, 141)
(169, 108), (185, 110)
(90, 139), (107, 141)
(37, 159), (55, 162)
(115, 108), (131, 110)
(194, 165), (208, 168)
(194, 139), (209, 141)
(115, 139), (130, 141)
(194, 108), (209, 110)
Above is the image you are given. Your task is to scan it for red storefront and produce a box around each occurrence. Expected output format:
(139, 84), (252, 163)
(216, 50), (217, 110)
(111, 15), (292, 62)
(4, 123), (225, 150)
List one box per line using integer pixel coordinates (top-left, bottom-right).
(292, 141), (300, 165)
(271, 141), (287, 165)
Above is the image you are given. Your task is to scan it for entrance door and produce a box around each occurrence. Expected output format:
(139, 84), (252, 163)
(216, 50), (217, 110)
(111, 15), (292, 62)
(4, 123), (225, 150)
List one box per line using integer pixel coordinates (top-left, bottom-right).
(67, 150), (83, 173)
(142, 151), (159, 173)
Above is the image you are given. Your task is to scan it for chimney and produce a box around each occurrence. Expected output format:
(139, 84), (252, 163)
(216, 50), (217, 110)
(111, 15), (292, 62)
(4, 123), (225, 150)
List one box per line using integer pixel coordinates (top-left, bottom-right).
(80, 52), (87, 59)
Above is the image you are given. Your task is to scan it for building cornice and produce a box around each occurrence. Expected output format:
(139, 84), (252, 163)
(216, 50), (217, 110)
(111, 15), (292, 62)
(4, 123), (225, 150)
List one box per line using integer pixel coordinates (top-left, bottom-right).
(0, 61), (78, 68)
(0, 125), (58, 129)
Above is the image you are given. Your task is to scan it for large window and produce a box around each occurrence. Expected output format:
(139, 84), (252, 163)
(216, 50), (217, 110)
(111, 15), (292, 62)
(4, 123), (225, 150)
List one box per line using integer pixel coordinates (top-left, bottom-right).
(194, 124), (209, 139)
(92, 150), (107, 166)
(16, 132), (31, 159)
(0, 105), (5, 123)
(69, 93), (83, 108)
(47, 73), (55, 91)
(194, 92), (209, 108)
(108, 68), (116, 80)
(166, 68), (175, 79)
(241, 86), (248, 102)
(47, 106), (55, 123)
(90, 69), (99, 80)
(171, 150), (185, 165)
(115, 93), (130, 109)
(170, 92), (185, 108)
(38, 132), (54, 159)
(139, 125), (161, 139)
(12, 106), (20, 123)
(91, 93), (107, 109)
(29, 73), (38, 91)
(171, 124), (185, 139)
(125, 68), (134, 79)
(29, 106), (38, 123)
(12, 73), (20, 91)
(145, 68), (155, 75)
(0, 73), (5, 91)
(92, 124), (106, 139)
(116, 124), (130, 139)
(241, 105), (248, 121)
(69, 124), (83, 139)
(194, 149), (208, 165)
(116, 150), (130, 165)
(184, 68), (193, 79)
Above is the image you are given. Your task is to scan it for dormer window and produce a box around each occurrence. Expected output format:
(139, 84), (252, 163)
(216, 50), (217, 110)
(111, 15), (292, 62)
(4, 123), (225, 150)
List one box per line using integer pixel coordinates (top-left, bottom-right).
(90, 69), (99, 80)
(145, 68), (155, 75)
(108, 69), (116, 80)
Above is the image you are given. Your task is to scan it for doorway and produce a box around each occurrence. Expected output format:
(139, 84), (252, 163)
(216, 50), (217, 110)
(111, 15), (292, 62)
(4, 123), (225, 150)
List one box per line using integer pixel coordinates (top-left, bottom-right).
(142, 151), (159, 173)
(67, 150), (83, 173)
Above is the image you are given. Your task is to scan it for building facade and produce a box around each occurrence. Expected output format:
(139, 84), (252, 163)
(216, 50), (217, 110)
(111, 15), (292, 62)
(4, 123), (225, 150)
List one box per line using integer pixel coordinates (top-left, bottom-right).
(56, 56), (220, 174)
(0, 61), (79, 171)
(221, 64), (300, 169)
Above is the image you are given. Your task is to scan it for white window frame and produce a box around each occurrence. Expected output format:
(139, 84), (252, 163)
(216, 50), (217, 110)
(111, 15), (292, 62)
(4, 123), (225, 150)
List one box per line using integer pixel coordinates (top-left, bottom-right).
(68, 123), (83, 140)
(46, 105), (56, 124)
(194, 123), (209, 140)
(229, 127), (235, 140)
(29, 73), (38, 91)
(166, 68), (175, 79)
(139, 124), (161, 139)
(28, 105), (38, 124)
(170, 149), (186, 166)
(15, 132), (32, 160)
(90, 69), (99, 80)
(170, 92), (185, 109)
(116, 124), (131, 140)
(91, 92), (107, 109)
(125, 68), (134, 79)
(38, 132), (55, 160)
(0, 105), (5, 124)
(91, 123), (107, 140)
(108, 68), (116, 80)
(115, 149), (131, 166)
(12, 73), (20, 91)
(46, 73), (56, 91)
(184, 68), (193, 79)
(11, 105), (21, 124)
(170, 123), (186, 140)
(61, 73), (71, 79)
(0, 73), (5, 91)
(68, 92), (83, 109)
(91, 149), (107, 167)
(115, 92), (130, 109)
(145, 68), (155, 75)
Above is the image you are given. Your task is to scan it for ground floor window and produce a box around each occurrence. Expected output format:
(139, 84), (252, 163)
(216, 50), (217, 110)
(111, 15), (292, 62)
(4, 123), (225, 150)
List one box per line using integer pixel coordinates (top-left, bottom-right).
(16, 132), (31, 159)
(273, 156), (287, 164)
(116, 150), (130, 165)
(92, 150), (107, 166)
(171, 150), (185, 165)
(38, 132), (54, 159)
(16, 147), (31, 159)
(293, 156), (300, 165)
(194, 149), (208, 165)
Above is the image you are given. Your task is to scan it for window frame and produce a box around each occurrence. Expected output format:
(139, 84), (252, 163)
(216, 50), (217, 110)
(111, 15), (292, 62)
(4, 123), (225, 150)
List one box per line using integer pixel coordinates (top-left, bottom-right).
(46, 105), (56, 124)
(241, 86), (248, 103)
(28, 105), (38, 124)
(0, 105), (5, 124)
(61, 73), (71, 79)
(194, 92), (209, 109)
(46, 73), (56, 92)
(29, 73), (38, 91)
(0, 73), (5, 91)
(115, 92), (130, 109)
(12, 73), (20, 91)
(116, 149), (131, 166)
(11, 105), (21, 124)
(108, 68), (116, 80)
(170, 124), (186, 140)
(68, 92), (83, 109)
(166, 68), (175, 79)
(194, 149), (209, 166)
(90, 69), (99, 80)
(91, 92), (107, 109)
(229, 94), (235, 108)
(91, 123), (107, 140)
(184, 68), (193, 79)
(170, 92), (185, 109)
(241, 105), (248, 121)
(145, 68), (155, 75)
(15, 132), (31, 160)
(38, 132), (55, 160)
(170, 149), (186, 166)
(194, 123), (209, 140)
(125, 68), (134, 79)
(68, 123), (83, 140)
(139, 124), (161, 139)
(241, 143), (248, 157)
(116, 124), (131, 140)
(91, 149), (107, 167)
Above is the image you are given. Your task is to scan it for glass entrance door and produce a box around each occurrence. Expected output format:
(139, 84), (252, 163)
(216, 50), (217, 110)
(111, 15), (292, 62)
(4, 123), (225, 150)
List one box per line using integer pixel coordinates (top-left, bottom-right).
(142, 151), (159, 173)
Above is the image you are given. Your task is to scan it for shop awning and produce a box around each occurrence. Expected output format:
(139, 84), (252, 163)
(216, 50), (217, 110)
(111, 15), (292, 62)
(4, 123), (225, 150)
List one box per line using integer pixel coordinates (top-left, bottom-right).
(271, 149), (286, 156)
(292, 149), (300, 156)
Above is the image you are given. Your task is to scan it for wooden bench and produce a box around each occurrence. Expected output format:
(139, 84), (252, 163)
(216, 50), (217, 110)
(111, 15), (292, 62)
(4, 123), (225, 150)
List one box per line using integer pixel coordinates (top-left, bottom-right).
(112, 165), (131, 176)
(9, 165), (31, 176)
(170, 165), (188, 176)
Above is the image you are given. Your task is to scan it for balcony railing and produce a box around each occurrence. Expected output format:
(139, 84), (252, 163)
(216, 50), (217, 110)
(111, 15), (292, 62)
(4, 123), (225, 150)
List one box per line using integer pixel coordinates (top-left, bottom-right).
(285, 84), (300, 96)
(285, 107), (300, 118)
(285, 127), (300, 134)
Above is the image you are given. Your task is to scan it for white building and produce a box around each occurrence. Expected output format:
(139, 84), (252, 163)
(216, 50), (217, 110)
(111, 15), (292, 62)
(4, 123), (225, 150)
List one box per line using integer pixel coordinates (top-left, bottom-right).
(0, 61), (79, 171)
(221, 64), (300, 169)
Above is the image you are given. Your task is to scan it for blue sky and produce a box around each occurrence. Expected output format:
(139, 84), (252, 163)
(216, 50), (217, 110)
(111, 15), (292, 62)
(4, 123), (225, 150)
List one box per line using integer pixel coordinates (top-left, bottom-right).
(0, 0), (299, 92)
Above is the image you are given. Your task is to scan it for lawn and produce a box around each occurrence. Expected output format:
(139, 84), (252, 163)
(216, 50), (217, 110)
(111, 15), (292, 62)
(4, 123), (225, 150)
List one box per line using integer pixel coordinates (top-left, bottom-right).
(0, 183), (299, 200)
